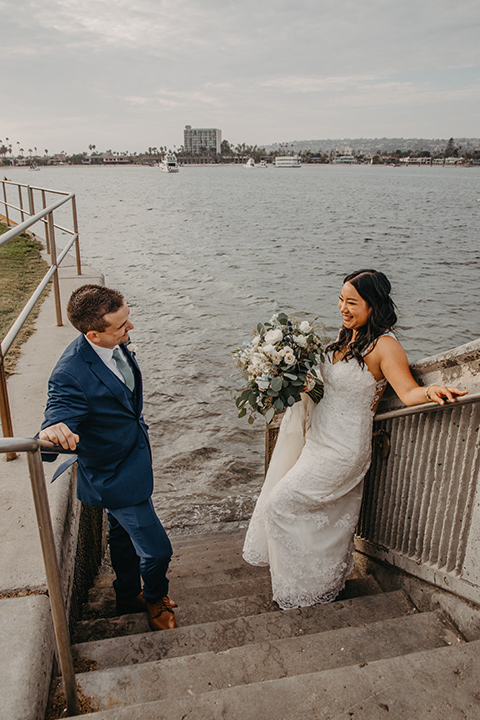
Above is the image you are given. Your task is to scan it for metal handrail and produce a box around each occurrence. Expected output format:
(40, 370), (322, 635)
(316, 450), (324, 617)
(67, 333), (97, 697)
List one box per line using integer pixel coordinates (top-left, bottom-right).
(0, 180), (82, 456)
(0, 192), (75, 247)
(0, 437), (80, 716)
(374, 391), (480, 422)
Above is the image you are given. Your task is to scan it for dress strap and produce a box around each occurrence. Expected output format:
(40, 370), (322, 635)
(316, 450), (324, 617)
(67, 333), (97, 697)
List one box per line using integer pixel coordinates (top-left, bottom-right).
(362, 330), (397, 356)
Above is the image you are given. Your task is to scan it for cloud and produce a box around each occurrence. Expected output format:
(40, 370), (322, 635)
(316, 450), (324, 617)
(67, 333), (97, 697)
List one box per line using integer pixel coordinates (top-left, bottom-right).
(2, 0), (479, 150)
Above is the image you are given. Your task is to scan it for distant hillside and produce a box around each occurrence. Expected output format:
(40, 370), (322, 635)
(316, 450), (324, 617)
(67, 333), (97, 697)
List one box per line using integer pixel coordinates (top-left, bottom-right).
(262, 138), (480, 155)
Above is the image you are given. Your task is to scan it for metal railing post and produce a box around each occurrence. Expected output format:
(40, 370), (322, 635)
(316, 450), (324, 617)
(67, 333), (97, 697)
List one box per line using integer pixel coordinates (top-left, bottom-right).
(0, 350), (17, 460)
(47, 213), (63, 326)
(28, 185), (35, 218)
(18, 184), (25, 223)
(26, 446), (80, 716)
(71, 195), (82, 275)
(41, 190), (50, 253)
(2, 182), (10, 226)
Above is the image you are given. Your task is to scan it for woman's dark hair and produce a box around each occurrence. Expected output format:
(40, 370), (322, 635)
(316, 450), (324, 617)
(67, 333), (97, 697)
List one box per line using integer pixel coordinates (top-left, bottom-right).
(326, 269), (397, 365)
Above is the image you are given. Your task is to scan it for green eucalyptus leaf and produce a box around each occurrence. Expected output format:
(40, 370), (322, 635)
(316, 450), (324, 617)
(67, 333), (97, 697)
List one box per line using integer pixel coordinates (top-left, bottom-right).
(270, 376), (283, 392)
(238, 407), (247, 418)
(248, 394), (258, 408)
(277, 313), (288, 325)
(274, 398), (285, 412)
(265, 406), (275, 423)
(284, 372), (297, 380)
(248, 416), (255, 424)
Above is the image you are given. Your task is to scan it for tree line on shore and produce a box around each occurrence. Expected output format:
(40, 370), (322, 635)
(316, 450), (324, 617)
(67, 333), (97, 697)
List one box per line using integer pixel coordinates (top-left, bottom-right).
(1, 137), (479, 167)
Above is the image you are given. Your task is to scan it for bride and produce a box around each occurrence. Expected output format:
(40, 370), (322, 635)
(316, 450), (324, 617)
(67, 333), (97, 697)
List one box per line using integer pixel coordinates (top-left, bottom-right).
(242, 269), (467, 609)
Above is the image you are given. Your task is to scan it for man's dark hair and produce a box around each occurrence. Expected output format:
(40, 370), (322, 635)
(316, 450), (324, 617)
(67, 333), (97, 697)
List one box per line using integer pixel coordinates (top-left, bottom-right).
(67, 284), (125, 334)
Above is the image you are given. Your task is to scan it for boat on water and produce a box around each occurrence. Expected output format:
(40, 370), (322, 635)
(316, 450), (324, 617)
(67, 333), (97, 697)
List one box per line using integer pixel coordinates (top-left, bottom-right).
(257, 160), (268, 168)
(333, 155), (356, 164)
(29, 162), (40, 171)
(274, 155), (301, 168)
(159, 152), (179, 173)
(243, 158), (255, 169)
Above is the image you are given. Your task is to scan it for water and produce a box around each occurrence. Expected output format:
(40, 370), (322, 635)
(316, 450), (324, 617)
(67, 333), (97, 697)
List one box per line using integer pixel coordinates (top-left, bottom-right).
(11, 164), (480, 530)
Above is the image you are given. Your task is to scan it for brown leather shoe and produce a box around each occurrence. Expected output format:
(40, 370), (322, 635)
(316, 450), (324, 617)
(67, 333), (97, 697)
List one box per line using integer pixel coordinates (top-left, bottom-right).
(116, 591), (147, 616)
(146, 596), (177, 631)
(165, 595), (177, 608)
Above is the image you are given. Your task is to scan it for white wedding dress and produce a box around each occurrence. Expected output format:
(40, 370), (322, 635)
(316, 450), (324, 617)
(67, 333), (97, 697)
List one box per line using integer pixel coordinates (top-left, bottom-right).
(243, 346), (388, 609)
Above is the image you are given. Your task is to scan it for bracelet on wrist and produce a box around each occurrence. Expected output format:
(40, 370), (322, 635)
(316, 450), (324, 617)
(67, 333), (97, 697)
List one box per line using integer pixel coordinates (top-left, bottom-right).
(425, 384), (436, 401)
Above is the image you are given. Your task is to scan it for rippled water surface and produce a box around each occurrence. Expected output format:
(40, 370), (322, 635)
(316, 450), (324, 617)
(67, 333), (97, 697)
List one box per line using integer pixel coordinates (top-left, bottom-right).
(12, 164), (480, 529)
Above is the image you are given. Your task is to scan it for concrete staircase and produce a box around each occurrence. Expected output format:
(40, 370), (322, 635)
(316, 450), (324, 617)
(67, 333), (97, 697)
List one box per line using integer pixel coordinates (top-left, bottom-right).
(60, 527), (480, 719)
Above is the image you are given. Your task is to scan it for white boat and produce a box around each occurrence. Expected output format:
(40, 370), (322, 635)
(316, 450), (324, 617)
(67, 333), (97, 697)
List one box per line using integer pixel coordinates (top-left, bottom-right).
(274, 155), (301, 168)
(244, 158), (255, 169)
(159, 152), (179, 173)
(333, 155), (356, 164)
(257, 160), (268, 168)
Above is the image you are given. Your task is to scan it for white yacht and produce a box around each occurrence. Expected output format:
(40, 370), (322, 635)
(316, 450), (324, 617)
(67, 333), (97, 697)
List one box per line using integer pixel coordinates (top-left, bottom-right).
(274, 155), (301, 168)
(159, 152), (179, 173)
(333, 155), (356, 164)
(244, 158), (255, 169)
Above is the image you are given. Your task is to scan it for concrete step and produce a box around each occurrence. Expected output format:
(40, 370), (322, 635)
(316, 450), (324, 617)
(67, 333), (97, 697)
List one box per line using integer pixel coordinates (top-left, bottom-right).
(84, 570), (380, 620)
(92, 563), (270, 592)
(73, 610), (460, 710)
(171, 536), (246, 558)
(75, 576), (382, 643)
(83, 576), (273, 619)
(169, 527), (246, 549)
(73, 591), (278, 643)
(73, 589), (414, 669)
(67, 639), (480, 719)
(168, 524), (247, 548)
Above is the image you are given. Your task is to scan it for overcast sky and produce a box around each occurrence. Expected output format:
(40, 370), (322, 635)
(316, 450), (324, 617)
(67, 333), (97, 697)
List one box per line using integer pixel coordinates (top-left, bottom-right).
(2, 0), (479, 154)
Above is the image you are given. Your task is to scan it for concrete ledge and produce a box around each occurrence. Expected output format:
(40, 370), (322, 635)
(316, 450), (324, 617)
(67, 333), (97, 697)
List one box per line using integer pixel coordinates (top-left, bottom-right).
(0, 250), (105, 718)
(0, 595), (55, 720)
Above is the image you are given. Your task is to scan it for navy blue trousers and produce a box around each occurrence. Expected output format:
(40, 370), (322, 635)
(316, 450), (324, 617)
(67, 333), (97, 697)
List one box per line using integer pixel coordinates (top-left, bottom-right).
(107, 498), (172, 604)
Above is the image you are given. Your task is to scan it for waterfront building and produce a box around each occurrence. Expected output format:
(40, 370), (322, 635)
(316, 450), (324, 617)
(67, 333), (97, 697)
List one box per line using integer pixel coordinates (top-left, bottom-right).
(184, 125), (222, 155)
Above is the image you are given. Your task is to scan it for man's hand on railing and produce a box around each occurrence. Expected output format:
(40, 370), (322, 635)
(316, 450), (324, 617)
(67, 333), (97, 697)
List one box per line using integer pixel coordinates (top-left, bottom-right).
(39, 423), (79, 451)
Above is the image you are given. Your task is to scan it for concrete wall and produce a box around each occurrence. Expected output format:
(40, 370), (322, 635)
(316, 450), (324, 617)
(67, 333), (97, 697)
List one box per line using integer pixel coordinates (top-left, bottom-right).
(356, 338), (480, 634)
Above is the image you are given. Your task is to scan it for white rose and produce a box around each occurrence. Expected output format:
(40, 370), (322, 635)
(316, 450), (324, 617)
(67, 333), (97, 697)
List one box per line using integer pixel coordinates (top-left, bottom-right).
(299, 321), (311, 333)
(264, 328), (283, 345)
(292, 334), (307, 348)
(261, 343), (276, 356)
(282, 347), (296, 364)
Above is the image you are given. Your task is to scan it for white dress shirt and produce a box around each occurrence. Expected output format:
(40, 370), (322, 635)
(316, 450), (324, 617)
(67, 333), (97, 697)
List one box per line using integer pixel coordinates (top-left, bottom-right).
(84, 336), (126, 385)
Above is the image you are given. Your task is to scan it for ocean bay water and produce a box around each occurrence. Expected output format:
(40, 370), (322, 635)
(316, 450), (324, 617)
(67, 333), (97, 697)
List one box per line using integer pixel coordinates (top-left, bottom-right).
(11, 164), (480, 530)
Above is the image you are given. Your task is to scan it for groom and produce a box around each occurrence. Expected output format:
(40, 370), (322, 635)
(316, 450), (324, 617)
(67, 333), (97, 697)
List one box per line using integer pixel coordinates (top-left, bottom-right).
(39, 284), (176, 631)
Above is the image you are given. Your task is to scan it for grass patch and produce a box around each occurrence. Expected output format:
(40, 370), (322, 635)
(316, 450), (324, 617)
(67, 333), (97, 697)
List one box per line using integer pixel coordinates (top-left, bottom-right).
(0, 222), (50, 376)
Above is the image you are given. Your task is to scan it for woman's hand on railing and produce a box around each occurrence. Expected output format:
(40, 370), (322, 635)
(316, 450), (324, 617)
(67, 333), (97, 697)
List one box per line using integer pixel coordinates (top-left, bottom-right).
(39, 423), (79, 451)
(423, 384), (468, 406)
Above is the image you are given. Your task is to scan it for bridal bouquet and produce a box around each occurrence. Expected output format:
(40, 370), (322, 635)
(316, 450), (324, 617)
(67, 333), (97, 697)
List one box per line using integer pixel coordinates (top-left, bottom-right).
(232, 313), (325, 424)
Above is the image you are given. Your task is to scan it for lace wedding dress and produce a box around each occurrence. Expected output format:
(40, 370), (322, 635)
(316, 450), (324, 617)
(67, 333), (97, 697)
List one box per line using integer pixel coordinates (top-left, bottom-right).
(243, 348), (388, 609)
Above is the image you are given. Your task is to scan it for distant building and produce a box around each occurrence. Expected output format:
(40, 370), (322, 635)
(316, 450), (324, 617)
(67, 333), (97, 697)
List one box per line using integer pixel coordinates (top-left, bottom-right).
(184, 125), (222, 155)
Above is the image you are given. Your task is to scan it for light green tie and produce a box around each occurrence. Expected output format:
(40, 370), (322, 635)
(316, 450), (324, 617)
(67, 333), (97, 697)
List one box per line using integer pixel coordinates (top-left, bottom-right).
(112, 348), (135, 392)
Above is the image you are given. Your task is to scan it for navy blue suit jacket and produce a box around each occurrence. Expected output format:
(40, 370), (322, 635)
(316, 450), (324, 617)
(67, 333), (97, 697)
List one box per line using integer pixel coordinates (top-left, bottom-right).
(41, 335), (153, 509)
